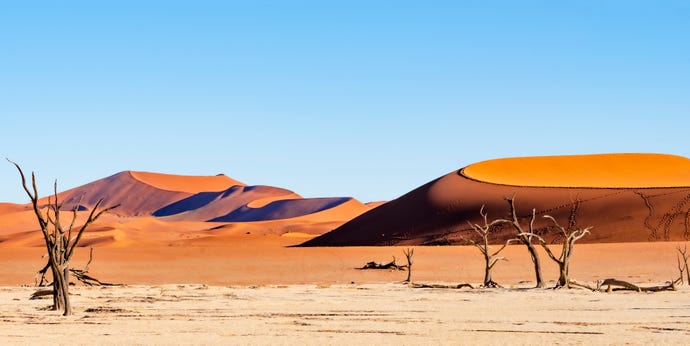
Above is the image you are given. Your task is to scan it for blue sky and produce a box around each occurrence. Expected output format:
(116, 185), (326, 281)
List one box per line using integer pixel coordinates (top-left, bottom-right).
(1, 1), (689, 203)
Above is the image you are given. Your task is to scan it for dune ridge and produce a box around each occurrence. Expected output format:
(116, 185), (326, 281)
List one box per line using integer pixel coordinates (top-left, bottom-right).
(463, 153), (690, 188)
(129, 171), (243, 193)
(0, 169), (373, 247)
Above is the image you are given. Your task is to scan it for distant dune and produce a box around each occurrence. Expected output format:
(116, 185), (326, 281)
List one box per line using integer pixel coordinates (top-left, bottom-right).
(153, 185), (299, 221)
(302, 153), (690, 246)
(0, 170), (371, 247)
(210, 197), (353, 222)
(129, 171), (244, 192)
(44, 171), (239, 216)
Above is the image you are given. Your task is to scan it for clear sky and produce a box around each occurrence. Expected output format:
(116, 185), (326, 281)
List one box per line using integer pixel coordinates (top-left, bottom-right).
(1, 1), (689, 203)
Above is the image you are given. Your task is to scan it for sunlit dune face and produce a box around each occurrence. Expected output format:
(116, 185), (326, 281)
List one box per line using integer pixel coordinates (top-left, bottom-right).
(462, 153), (690, 188)
(129, 171), (243, 193)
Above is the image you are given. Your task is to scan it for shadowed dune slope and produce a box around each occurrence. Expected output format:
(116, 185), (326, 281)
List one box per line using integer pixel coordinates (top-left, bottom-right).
(210, 197), (353, 222)
(153, 185), (299, 221)
(302, 154), (690, 246)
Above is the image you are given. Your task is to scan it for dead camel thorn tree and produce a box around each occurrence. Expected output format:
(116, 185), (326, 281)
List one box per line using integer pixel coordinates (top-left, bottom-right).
(403, 248), (414, 283)
(498, 196), (545, 288)
(464, 205), (515, 288)
(677, 243), (689, 285)
(520, 202), (591, 288)
(8, 159), (119, 316)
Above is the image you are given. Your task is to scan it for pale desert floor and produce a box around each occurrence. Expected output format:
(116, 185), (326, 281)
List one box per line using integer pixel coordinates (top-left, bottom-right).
(1, 283), (690, 345)
(1, 240), (689, 344)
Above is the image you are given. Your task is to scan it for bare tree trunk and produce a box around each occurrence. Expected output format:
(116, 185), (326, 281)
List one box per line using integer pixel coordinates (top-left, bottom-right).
(50, 264), (61, 311)
(529, 210), (591, 289)
(677, 243), (690, 285)
(557, 262), (568, 287)
(464, 206), (513, 288)
(525, 243), (544, 288)
(500, 197), (545, 288)
(403, 248), (413, 283)
(61, 266), (71, 316)
(483, 252), (493, 286)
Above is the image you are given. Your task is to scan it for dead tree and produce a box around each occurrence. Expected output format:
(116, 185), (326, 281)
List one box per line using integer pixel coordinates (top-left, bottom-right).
(403, 248), (414, 283)
(358, 256), (406, 270)
(497, 196), (545, 288)
(521, 202), (591, 288)
(464, 205), (515, 288)
(677, 243), (690, 285)
(570, 278), (679, 292)
(9, 160), (119, 316)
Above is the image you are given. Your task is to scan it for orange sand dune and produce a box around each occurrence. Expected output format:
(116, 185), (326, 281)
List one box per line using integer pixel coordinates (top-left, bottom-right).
(463, 153), (690, 188)
(0, 203), (29, 214)
(0, 168), (372, 248)
(0, 196), (373, 248)
(129, 171), (243, 193)
(37, 171), (242, 217)
(304, 153), (690, 246)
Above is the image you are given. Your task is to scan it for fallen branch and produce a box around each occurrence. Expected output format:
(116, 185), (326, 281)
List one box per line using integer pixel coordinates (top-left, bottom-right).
(598, 278), (679, 292)
(358, 256), (406, 271)
(411, 283), (474, 289)
(30, 289), (54, 300)
(567, 279), (596, 291)
(568, 278), (679, 292)
(69, 269), (121, 287)
(34, 248), (122, 288)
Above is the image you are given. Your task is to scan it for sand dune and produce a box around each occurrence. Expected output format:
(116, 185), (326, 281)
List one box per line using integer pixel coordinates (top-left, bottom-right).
(0, 167), (382, 247)
(210, 197), (354, 222)
(129, 171), (243, 192)
(303, 153), (690, 246)
(9, 153), (690, 249)
(0, 202), (29, 214)
(44, 171), (206, 216)
(0, 170), (372, 248)
(153, 185), (300, 221)
(463, 153), (690, 187)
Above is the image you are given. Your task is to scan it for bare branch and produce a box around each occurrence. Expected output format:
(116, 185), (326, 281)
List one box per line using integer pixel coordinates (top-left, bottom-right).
(543, 215), (567, 236)
(6, 158), (37, 201)
(490, 238), (516, 258)
(66, 200), (120, 260)
(67, 194), (84, 245)
(83, 247), (94, 273)
(519, 232), (560, 263)
(572, 227), (592, 242)
(488, 256), (507, 269)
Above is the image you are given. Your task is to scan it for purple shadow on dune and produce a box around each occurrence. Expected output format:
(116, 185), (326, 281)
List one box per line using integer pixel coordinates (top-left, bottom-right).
(208, 197), (352, 222)
(152, 185), (296, 218)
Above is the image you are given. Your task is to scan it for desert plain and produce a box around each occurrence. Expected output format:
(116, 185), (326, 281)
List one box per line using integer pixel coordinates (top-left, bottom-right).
(1, 239), (690, 344)
(3, 153), (690, 344)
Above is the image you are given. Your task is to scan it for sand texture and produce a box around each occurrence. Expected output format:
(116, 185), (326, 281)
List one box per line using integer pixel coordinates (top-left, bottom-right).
(1, 284), (689, 345)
